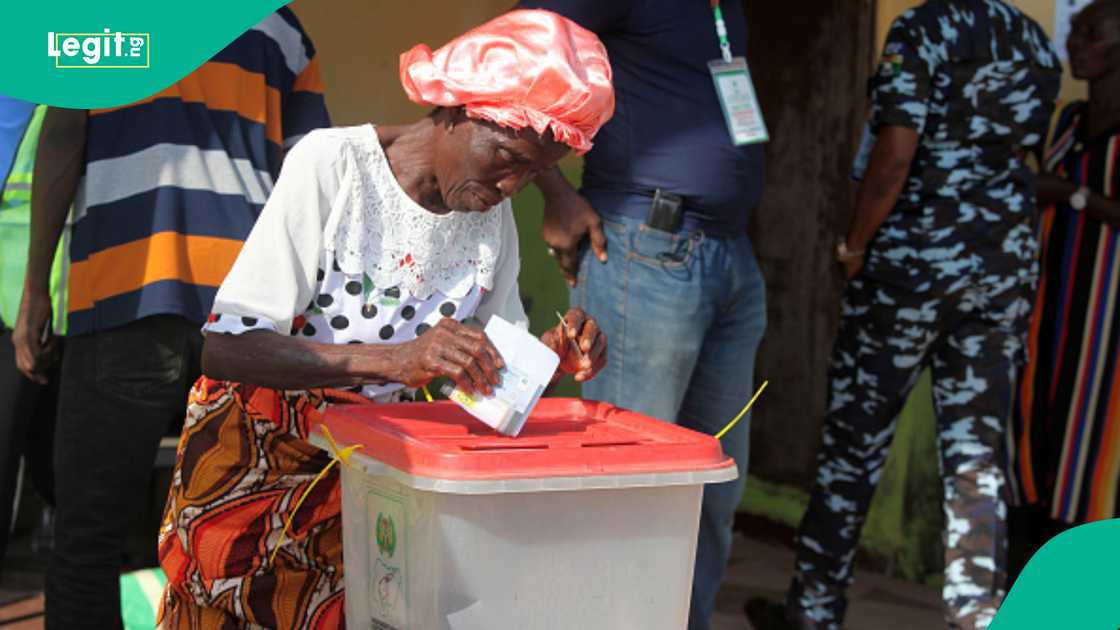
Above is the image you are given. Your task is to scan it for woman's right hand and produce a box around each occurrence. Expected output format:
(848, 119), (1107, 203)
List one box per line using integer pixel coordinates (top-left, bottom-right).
(392, 318), (505, 395)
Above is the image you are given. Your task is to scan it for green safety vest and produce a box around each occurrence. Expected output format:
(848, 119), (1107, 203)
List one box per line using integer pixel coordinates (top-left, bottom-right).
(0, 105), (69, 334)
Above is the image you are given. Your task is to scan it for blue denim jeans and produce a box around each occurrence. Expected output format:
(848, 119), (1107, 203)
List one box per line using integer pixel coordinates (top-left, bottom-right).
(572, 212), (767, 630)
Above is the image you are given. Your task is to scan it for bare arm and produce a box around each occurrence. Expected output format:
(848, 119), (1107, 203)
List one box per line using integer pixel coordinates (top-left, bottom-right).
(533, 166), (606, 287)
(206, 309), (610, 393)
(202, 318), (506, 395)
(12, 107), (86, 383)
(203, 333), (404, 389)
(845, 125), (920, 252)
(26, 108), (85, 293)
(840, 125), (920, 279)
(534, 166), (577, 199)
(1036, 173), (1120, 224)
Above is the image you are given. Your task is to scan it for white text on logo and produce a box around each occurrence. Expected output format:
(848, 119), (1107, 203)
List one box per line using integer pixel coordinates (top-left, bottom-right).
(47, 29), (150, 68)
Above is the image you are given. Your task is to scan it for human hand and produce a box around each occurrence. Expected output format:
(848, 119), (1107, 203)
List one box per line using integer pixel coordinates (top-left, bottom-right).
(841, 256), (864, 281)
(836, 240), (865, 282)
(540, 307), (607, 382)
(1035, 173), (1076, 207)
(12, 287), (58, 384)
(392, 319), (504, 396)
(542, 189), (607, 287)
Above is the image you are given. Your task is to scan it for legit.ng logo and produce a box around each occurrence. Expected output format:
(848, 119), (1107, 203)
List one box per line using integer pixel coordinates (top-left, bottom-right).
(47, 29), (150, 68)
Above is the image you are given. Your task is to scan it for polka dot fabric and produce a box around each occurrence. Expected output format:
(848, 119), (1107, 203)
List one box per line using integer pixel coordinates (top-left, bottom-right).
(203, 249), (484, 399)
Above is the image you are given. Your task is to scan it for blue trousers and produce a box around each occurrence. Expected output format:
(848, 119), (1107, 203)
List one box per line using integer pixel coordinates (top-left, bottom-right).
(572, 212), (767, 630)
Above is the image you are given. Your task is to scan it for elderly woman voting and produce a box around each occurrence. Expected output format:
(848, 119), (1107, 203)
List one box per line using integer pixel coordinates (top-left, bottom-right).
(157, 11), (614, 628)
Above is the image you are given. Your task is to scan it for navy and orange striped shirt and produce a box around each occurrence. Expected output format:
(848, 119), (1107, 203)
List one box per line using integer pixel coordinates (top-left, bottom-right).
(68, 7), (330, 335)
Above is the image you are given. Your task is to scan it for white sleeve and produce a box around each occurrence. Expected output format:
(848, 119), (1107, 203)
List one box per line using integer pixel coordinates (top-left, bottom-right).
(206, 130), (348, 336)
(475, 200), (529, 329)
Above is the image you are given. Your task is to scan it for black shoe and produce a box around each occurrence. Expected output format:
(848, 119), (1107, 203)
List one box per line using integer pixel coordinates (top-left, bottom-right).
(746, 597), (835, 630)
(745, 598), (796, 630)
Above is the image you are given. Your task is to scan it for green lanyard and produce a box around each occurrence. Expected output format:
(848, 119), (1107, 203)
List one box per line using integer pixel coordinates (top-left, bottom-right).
(711, 1), (734, 63)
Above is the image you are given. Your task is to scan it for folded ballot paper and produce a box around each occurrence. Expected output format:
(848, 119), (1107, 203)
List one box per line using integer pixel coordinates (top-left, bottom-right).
(441, 315), (559, 437)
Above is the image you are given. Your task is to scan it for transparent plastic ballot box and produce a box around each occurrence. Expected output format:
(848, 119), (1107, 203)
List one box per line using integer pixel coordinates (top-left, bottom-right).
(309, 397), (737, 630)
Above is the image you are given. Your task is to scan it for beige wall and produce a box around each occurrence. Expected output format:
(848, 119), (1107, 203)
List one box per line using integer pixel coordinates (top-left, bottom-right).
(876, 0), (1087, 104)
(293, 0), (1088, 126)
(290, 0), (511, 126)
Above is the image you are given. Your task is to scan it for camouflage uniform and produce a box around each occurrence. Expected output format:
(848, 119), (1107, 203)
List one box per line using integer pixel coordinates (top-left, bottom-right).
(786, 2), (1060, 629)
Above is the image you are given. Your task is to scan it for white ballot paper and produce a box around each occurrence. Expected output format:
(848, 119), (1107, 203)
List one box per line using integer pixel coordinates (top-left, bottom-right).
(442, 315), (559, 437)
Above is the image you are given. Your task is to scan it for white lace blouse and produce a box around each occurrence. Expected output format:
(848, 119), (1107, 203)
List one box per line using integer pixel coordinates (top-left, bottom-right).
(203, 125), (528, 399)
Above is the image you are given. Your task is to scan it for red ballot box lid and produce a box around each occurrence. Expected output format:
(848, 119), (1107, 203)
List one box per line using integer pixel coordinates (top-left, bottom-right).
(318, 398), (735, 481)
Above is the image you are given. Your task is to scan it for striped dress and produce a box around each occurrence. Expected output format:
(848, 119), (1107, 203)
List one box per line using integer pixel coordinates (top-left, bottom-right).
(1012, 101), (1120, 523)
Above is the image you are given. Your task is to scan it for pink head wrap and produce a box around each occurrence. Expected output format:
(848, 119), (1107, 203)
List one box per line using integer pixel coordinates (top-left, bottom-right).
(400, 9), (614, 155)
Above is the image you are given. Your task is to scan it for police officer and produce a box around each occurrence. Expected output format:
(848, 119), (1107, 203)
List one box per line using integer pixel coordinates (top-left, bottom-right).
(747, 1), (1061, 629)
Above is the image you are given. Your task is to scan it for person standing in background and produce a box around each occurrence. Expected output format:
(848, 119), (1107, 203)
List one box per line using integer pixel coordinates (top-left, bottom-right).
(0, 99), (63, 583)
(11, 8), (330, 628)
(747, 1), (1060, 628)
(0, 96), (33, 185)
(516, 2), (768, 628)
(1010, 0), (1120, 579)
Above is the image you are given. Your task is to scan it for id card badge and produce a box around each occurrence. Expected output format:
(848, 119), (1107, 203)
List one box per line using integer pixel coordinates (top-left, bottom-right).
(708, 57), (768, 146)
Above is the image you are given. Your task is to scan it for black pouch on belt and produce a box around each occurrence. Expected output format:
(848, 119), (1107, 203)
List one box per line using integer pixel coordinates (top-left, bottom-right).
(646, 188), (684, 233)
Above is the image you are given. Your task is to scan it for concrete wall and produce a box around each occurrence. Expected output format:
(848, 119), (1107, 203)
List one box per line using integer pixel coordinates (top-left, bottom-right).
(289, 0), (510, 127)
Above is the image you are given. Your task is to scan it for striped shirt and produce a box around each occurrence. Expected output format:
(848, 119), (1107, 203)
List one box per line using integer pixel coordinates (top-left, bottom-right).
(67, 7), (330, 335)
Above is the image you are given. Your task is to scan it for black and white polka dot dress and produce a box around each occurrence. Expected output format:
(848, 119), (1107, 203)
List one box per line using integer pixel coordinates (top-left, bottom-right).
(203, 125), (527, 401)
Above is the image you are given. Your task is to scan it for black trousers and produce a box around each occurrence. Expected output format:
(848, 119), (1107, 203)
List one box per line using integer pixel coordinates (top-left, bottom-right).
(0, 327), (59, 575)
(45, 315), (202, 630)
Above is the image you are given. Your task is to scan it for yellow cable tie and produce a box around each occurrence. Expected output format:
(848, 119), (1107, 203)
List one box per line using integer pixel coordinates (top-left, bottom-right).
(714, 380), (769, 441)
(320, 424), (361, 467)
(269, 424), (363, 565)
(421, 385), (434, 403)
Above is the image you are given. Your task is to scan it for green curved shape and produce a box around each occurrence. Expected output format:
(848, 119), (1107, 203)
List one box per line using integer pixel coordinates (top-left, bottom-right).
(2, 0), (285, 108)
(991, 519), (1120, 629)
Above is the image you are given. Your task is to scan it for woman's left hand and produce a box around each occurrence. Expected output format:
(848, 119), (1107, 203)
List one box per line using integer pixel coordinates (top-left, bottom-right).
(540, 307), (607, 382)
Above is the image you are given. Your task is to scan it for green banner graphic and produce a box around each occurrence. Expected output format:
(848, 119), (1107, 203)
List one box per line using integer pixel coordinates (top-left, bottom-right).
(2, 0), (286, 108)
(990, 518), (1120, 629)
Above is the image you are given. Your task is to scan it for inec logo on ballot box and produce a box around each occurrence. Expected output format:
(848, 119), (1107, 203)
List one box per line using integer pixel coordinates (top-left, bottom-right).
(375, 512), (397, 559)
(47, 29), (150, 68)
